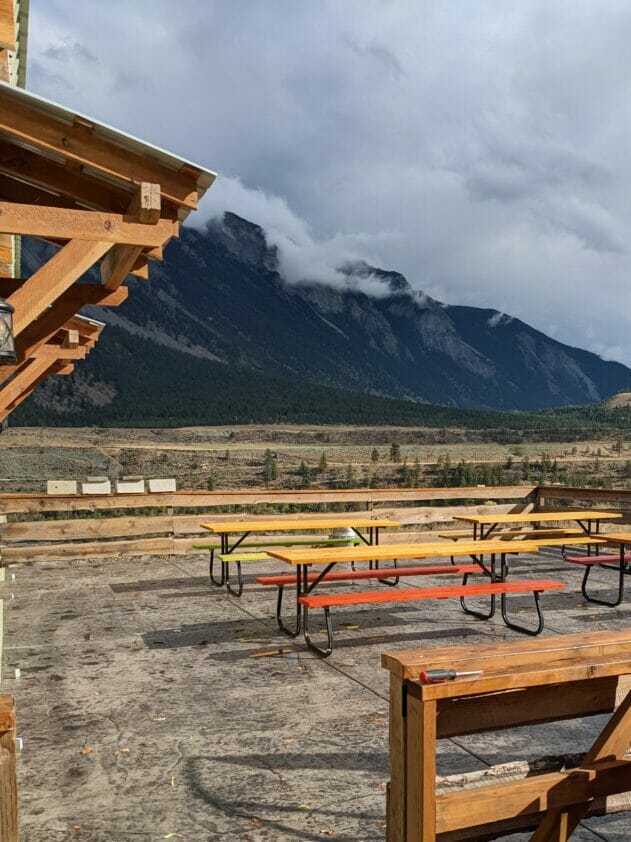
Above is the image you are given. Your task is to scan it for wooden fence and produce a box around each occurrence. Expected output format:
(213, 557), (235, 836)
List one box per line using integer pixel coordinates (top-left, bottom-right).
(0, 483), (630, 565)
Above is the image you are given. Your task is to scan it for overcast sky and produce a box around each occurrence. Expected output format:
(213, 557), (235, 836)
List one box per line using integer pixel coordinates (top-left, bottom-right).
(27, 1), (631, 365)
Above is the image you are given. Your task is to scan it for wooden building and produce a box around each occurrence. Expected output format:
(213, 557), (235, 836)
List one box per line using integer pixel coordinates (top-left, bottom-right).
(0, 0), (216, 423)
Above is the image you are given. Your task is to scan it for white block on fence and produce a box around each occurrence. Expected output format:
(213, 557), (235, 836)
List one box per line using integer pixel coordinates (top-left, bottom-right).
(81, 480), (111, 495)
(47, 480), (78, 495)
(115, 479), (145, 494)
(148, 478), (176, 493)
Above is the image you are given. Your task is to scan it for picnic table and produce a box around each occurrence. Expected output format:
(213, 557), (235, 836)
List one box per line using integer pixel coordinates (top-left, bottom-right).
(263, 540), (568, 654)
(454, 509), (621, 541)
(199, 517), (400, 596)
(200, 517), (400, 553)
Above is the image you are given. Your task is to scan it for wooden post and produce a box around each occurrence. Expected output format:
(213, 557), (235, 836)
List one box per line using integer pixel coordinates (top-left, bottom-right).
(388, 674), (406, 842)
(405, 686), (436, 842)
(0, 696), (17, 842)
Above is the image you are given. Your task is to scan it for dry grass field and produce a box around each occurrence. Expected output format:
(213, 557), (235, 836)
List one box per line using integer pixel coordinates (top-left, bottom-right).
(0, 424), (630, 494)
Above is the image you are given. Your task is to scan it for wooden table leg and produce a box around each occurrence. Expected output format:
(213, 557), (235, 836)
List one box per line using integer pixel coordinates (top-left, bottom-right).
(529, 688), (631, 841)
(406, 686), (437, 842)
(388, 674), (406, 842)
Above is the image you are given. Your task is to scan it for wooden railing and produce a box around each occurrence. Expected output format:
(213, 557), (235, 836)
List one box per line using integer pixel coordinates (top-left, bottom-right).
(0, 483), (630, 565)
(0, 696), (17, 842)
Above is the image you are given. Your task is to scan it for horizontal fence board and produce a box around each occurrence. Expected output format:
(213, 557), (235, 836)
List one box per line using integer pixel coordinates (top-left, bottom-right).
(2, 536), (175, 564)
(538, 485), (631, 506)
(1, 516), (173, 542)
(0, 503), (538, 546)
(0, 485), (536, 515)
(2, 484), (627, 565)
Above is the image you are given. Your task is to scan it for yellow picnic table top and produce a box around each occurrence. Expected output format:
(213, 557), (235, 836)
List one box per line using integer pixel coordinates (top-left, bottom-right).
(455, 510), (622, 526)
(601, 532), (631, 545)
(267, 539), (551, 566)
(200, 517), (400, 534)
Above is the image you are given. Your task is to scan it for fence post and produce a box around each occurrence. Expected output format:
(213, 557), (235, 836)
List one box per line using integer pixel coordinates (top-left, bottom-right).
(0, 696), (17, 842)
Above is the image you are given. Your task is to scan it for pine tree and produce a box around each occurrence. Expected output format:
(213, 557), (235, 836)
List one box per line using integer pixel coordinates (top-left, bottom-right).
(298, 460), (311, 488)
(206, 475), (215, 491)
(318, 451), (328, 473)
(371, 447), (379, 463)
(262, 449), (278, 485)
(389, 442), (401, 463)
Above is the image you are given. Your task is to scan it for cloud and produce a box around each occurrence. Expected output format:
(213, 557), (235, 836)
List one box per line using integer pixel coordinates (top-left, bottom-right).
(25, 0), (631, 365)
(198, 176), (404, 296)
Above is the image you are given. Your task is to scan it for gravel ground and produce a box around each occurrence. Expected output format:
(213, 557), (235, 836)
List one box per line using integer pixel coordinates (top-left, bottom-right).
(1, 547), (630, 840)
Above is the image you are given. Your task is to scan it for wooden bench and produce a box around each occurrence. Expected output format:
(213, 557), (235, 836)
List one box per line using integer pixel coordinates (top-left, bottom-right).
(297, 578), (564, 656)
(193, 537), (361, 596)
(565, 552), (631, 607)
(383, 628), (631, 841)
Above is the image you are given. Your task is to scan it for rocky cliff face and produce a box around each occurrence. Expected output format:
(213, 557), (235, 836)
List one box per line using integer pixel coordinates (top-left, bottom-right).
(17, 212), (631, 422)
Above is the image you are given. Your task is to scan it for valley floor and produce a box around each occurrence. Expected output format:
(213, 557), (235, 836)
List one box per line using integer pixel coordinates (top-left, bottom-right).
(2, 549), (630, 840)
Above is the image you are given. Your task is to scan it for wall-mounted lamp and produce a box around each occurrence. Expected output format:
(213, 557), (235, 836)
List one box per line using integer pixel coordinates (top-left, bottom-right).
(0, 299), (16, 364)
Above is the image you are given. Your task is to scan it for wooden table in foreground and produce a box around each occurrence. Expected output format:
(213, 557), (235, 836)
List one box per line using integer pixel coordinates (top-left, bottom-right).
(200, 517), (400, 554)
(382, 628), (631, 842)
(455, 509), (622, 541)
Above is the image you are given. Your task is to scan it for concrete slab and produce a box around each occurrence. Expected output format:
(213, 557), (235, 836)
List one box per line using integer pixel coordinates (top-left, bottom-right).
(1, 547), (629, 840)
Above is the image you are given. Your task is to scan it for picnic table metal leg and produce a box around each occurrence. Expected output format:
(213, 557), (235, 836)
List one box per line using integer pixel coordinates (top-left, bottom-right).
(579, 547), (626, 607)
(208, 549), (226, 587)
(500, 588), (545, 635)
(226, 561), (244, 598)
(460, 554), (496, 620)
(303, 604), (334, 657)
(276, 565), (305, 638)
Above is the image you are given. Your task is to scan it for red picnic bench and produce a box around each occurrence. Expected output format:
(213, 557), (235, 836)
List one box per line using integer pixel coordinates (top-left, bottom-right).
(565, 531), (631, 607)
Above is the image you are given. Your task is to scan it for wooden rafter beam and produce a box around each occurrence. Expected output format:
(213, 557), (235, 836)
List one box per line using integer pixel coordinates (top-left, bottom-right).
(7, 239), (113, 335)
(101, 182), (160, 289)
(0, 173), (81, 210)
(0, 201), (178, 247)
(0, 0), (17, 52)
(0, 141), (134, 213)
(15, 302), (107, 362)
(32, 345), (87, 362)
(0, 87), (201, 209)
(0, 279), (129, 307)
(0, 360), (75, 423)
(0, 356), (52, 408)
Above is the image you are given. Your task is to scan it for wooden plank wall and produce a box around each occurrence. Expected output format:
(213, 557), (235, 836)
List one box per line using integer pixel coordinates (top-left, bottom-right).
(1, 483), (629, 565)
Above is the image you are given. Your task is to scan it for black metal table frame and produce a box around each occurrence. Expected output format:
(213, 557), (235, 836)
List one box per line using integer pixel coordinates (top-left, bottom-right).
(209, 524), (386, 596)
(579, 540), (631, 607)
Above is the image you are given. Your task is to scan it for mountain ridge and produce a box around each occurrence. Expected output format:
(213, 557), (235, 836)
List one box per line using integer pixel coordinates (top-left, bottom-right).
(12, 211), (631, 425)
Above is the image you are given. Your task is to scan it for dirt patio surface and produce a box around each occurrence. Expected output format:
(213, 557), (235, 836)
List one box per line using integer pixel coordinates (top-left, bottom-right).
(1, 548), (630, 841)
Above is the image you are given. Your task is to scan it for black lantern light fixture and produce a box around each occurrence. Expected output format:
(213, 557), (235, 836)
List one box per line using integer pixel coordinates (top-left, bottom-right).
(0, 299), (16, 364)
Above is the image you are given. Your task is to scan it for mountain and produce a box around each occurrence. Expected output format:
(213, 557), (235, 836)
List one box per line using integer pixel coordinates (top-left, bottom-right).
(12, 212), (631, 425)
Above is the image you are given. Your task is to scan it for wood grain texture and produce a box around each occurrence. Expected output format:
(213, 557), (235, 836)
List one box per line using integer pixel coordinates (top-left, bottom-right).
(0, 695), (17, 842)
(0, 87), (203, 209)
(0, 202), (176, 247)
(7, 239), (112, 335)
